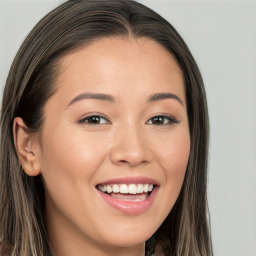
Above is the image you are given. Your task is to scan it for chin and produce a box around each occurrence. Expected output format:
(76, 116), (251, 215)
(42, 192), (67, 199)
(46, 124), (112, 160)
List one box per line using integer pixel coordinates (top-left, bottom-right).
(98, 224), (156, 248)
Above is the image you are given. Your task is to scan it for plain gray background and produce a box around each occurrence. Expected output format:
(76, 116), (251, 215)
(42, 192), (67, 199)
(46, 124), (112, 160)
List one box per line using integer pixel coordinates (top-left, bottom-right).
(0, 0), (256, 255)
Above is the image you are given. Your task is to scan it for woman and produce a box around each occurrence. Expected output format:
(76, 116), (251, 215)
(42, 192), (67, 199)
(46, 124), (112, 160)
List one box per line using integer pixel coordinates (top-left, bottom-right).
(0, 0), (212, 255)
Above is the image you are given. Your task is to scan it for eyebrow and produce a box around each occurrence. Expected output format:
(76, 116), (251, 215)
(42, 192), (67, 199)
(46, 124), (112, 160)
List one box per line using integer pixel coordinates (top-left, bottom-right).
(67, 92), (183, 107)
(68, 93), (115, 106)
(147, 93), (184, 106)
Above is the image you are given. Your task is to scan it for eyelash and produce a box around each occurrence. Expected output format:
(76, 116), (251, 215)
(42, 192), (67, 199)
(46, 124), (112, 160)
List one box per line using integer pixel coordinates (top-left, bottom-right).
(146, 115), (180, 125)
(78, 114), (179, 126)
(78, 115), (110, 125)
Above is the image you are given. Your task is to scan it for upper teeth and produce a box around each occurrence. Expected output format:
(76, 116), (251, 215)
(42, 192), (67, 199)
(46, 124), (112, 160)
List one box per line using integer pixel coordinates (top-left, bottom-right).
(98, 184), (154, 194)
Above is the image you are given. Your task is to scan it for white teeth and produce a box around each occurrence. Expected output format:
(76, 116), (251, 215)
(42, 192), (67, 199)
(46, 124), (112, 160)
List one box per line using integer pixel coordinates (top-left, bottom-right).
(98, 183), (154, 194)
(98, 185), (104, 192)
(98, 185), (107, 192)
(107, 185), (112, 193)
(128, 184), (137, 194)
(112, 184), (120, 193)
(120, 184), (129, 193)
(137, 184), (144, 193)
(144, 184), (149, 192)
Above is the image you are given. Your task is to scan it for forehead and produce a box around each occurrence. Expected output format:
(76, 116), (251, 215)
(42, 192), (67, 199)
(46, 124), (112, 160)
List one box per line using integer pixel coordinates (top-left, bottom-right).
(52, 36), (185, 104)
(57, 36), (182, 78)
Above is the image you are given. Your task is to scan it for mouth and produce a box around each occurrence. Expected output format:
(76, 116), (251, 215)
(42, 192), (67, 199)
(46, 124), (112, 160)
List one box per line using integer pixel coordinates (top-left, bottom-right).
(96, 178), (159, 215)
(96, 183), (155, 202)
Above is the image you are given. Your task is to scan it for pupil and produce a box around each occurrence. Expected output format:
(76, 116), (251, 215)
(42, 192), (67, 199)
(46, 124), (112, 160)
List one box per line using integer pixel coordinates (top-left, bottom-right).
(90, 116), (100, 123)
(153, 117), (163, 124)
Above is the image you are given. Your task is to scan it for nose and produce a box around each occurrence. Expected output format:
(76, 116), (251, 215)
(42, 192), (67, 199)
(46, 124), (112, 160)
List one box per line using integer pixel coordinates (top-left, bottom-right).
(110, 124), (153, 167)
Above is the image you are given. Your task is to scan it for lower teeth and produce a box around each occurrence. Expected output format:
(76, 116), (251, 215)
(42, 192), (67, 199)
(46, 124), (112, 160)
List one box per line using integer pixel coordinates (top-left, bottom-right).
(108, 192), (148, 201)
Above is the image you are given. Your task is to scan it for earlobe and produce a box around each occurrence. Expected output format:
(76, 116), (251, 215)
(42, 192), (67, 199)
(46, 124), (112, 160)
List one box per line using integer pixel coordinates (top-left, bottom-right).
(13, 117), (41, 176)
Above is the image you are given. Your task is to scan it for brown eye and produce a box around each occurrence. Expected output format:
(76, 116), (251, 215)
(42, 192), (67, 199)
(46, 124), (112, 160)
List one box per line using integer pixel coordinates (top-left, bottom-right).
(78, 115), (110, 125)
(146, 115), (179, 125)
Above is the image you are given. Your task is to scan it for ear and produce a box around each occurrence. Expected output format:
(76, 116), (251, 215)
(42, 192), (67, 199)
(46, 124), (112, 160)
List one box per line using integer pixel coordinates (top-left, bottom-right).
(13, 117), (41, 176)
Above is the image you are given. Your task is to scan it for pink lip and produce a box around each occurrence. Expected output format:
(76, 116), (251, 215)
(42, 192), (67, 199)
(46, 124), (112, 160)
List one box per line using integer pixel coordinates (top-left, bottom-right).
(96, 176), (159, 215)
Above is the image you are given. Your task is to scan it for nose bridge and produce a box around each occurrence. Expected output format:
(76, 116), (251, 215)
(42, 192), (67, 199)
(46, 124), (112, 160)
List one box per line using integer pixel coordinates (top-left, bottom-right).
(110, 120), (153, 166)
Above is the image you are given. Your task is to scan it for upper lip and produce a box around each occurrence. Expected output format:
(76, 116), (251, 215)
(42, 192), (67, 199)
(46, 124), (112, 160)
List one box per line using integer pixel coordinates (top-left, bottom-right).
(96, 176), (160, 186)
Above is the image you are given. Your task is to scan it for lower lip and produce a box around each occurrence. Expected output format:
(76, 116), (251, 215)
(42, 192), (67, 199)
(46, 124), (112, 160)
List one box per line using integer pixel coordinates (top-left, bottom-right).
(97, 187), (159, 215)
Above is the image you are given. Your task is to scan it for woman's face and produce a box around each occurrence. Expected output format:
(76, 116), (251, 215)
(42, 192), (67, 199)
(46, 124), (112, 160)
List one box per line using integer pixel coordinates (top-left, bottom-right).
(34, 37), (190, 254)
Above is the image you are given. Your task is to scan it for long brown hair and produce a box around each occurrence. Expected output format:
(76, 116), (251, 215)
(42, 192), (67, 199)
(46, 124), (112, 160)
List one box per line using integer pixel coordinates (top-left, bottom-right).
(0, 0), (212, 255)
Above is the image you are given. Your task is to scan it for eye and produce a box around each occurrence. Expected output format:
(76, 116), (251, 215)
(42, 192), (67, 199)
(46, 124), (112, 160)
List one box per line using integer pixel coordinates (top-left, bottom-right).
(146, 115), (179, 125)
(78, 115), (110, 125)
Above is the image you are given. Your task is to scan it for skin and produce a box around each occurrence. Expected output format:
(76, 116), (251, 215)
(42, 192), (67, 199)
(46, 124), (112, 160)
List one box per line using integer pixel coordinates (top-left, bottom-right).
(14, 37), (190, 256)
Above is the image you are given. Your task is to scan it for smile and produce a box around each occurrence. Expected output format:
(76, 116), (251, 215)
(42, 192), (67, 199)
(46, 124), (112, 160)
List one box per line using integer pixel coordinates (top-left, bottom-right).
(96, 178), (159, 215)
(98, 183), (154, 194)
(97, 183), (154, 202)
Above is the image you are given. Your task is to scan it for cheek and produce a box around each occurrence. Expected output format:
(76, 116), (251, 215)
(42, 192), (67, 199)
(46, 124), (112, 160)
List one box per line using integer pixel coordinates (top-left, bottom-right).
(155, 128), (190, 175)
(38, 129), (111, 222)
(38, 129), (110, 215)
(40, 129), (108, 178)
(165, 140), (190, 178)
(154, 128), (190, 203)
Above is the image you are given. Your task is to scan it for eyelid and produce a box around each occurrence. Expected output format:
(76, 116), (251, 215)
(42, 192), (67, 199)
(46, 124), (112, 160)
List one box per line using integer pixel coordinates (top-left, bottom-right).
(146, 114), (180, 125)
(77, 113), (111, 125)
(76, 113), (180, 126)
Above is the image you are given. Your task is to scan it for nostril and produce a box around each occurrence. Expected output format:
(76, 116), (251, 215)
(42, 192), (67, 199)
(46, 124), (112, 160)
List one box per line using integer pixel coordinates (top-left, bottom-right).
(109, 138), (153, 167)
(115, 159), (150, 167)
(120, 160), (128, 163)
